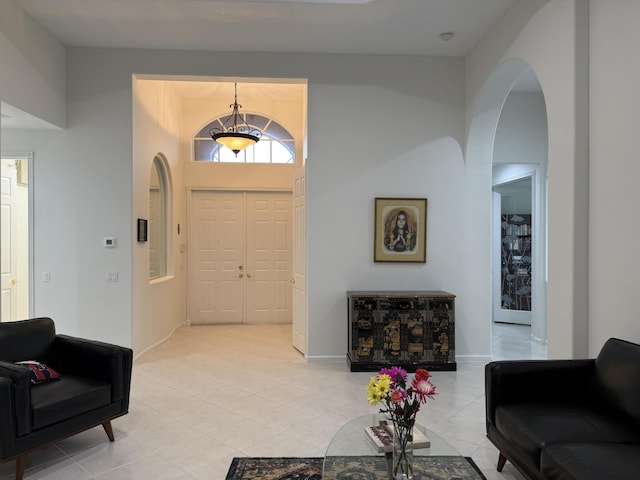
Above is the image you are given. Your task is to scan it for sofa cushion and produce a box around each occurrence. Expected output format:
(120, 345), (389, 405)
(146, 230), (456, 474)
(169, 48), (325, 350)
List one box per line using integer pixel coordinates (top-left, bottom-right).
(495, 403), (640, 467)
(541, 443), (640, 480)
(595, 338), (640, 424)
(30, 375), (111, 430)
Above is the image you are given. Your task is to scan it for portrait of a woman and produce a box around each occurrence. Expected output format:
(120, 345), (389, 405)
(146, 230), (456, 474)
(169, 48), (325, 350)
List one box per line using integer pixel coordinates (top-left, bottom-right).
(374, 198), (426, 263)
(384, 209), (417, 252)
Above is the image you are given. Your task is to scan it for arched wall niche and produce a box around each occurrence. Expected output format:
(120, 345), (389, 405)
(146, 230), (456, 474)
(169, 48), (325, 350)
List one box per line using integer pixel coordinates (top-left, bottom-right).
(149, 153), (174, 280)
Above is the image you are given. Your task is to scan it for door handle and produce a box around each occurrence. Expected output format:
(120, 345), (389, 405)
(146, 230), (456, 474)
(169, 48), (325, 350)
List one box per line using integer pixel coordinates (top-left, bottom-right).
(290, 278), (296, 284)
(11, 279), (18, 285)
(236, 273), (244, 278)
(246, 273), (253, 278)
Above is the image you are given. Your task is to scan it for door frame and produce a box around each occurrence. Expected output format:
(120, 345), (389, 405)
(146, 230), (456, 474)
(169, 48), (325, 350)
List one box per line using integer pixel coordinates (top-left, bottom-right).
(1, 152), (34, 321)
(292, 166), (307, 354)
(491, 166), (547, 344)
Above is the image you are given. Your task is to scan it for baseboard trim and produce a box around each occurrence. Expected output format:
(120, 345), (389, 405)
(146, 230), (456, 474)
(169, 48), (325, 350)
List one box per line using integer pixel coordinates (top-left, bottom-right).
(456, 355), (492, 363)
(305, 355), (346, 363)
(133, 321), (185, 363)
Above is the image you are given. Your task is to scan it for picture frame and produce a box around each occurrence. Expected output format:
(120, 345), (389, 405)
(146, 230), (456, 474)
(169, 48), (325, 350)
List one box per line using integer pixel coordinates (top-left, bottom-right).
(374, 197), (427, 263)
(137, 218), (148, 242)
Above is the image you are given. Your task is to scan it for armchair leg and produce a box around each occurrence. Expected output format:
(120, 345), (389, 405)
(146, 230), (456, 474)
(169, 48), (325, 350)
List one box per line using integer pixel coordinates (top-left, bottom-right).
(102, 421), (115, 442)
(497, 452), (507, 472)
(15, 454), (27, 480)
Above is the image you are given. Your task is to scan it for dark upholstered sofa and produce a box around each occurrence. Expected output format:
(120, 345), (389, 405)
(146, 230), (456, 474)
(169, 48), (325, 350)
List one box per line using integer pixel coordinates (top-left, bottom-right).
(485, 337), (640, 480)
(0, 318), (132, 480)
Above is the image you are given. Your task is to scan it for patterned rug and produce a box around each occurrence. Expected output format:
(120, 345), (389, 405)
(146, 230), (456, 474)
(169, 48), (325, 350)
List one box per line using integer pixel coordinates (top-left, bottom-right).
(225, 456), (487, 480)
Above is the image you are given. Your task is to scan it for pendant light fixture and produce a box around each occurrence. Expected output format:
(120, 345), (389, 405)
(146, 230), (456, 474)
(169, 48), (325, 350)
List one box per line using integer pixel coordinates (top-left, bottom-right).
(209, 83), (261, 155)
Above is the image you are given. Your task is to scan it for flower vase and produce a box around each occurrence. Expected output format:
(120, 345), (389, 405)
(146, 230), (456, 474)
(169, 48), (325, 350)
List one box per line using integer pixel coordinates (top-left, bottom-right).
(392, 423), (414, 480)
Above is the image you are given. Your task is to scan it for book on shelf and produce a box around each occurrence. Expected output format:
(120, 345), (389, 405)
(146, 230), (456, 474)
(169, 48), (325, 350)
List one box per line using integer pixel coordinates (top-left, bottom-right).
(364, 424), (431, 453)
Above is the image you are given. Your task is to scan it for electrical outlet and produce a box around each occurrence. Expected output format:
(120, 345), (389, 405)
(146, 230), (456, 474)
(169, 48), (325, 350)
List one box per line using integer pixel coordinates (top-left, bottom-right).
(107, 272), (119, 282)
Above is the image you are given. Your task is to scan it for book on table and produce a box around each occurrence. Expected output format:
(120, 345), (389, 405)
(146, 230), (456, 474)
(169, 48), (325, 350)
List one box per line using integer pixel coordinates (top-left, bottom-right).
(364, 424), (431, 453)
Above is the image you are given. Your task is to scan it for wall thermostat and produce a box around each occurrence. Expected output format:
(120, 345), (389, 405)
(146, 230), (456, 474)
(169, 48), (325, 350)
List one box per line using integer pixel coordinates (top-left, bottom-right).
(104, 237), (117, 248)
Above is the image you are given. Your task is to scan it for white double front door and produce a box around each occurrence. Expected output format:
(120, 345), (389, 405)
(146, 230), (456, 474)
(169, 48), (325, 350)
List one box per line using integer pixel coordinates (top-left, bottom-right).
(189, 190), (292, 325)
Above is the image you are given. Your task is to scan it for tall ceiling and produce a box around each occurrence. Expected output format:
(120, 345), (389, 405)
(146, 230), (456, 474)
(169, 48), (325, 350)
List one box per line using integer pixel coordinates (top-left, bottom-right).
(4, 0), (538, 130)
(12, 0), (517, 56)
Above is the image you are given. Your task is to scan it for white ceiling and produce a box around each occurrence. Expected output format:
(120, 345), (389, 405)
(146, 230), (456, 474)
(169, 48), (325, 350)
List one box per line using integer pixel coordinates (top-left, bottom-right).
(12, 0), (517, 56)
(4, 0), (535, 130)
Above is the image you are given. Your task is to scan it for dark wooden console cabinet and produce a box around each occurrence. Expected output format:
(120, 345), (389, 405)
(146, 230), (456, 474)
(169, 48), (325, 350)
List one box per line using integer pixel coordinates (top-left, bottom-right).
(347, 291), (456, 372)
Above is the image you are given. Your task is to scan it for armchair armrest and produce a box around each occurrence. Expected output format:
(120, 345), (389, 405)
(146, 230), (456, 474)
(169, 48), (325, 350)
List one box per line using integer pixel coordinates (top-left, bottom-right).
(0, 377), (18, 458)
(0, 361), (32, 436)
(53, 335), (133, 403)
(485, 359), (595, 425)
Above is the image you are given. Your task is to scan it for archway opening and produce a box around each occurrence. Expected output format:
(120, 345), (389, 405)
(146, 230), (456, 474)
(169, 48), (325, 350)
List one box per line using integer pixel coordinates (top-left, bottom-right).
(466, 59), (549, 360)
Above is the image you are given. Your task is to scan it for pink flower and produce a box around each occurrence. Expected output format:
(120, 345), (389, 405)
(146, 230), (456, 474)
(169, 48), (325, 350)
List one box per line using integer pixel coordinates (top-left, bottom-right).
(367, 367), (436, 428)
(412, 376), (437, 403)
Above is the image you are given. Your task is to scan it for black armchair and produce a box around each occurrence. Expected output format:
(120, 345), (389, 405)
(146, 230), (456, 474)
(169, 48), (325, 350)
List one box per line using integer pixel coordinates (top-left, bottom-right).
(485, 337), (640, 480)
(0, 318), (133, 480)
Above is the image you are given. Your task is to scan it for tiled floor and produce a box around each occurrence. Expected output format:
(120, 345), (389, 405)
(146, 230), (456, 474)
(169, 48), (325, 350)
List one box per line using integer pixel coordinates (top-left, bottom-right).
(2, 322), (546, 480)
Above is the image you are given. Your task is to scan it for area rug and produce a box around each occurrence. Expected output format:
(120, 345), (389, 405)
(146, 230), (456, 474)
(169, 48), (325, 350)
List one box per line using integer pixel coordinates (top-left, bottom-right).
(225, 456), (487, 480)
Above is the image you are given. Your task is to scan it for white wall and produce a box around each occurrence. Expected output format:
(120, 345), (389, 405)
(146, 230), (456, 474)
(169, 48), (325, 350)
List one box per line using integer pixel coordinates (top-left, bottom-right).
(303, 66), (474, 358)
(493, 92), (547, 166)
(494, 181), (532, 215)
(466, 0), (590, 358)
(21, 46), (481, 360)
(0, 2), (65, 326)
(21, 50), (135, 345)
(132, 79), (185, 356)
(0, 1), (65, 129)
(589, 0), (640, 350)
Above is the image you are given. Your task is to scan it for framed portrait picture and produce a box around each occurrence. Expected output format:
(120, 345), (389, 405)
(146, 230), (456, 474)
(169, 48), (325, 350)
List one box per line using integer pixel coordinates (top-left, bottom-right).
(374, 197), (427, 263)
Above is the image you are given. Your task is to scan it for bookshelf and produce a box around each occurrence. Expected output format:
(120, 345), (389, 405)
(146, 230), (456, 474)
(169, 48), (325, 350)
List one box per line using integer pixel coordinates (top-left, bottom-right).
(501, 214), (532, 311)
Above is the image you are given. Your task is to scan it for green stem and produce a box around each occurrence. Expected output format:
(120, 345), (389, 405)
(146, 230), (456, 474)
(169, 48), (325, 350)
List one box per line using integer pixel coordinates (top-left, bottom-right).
(393, 423), (413, 478)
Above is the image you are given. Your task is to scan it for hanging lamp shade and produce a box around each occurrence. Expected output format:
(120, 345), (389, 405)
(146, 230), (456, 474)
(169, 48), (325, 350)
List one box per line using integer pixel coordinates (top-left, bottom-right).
(211, 132), (258, 153)
(210, 83), (261, 155)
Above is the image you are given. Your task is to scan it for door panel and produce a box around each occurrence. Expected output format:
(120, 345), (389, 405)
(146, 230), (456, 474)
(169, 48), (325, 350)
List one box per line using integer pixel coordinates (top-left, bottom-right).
(246, 192), (292, 324)
(190, 192), (244, 324)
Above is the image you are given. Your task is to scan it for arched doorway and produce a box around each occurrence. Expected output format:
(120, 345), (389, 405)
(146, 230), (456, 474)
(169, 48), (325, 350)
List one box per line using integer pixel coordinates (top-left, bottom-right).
(466, 59), (548, 360)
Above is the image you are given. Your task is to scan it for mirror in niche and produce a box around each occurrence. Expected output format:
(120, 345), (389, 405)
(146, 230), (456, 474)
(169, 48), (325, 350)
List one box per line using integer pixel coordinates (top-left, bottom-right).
(149, 156), (167, 279)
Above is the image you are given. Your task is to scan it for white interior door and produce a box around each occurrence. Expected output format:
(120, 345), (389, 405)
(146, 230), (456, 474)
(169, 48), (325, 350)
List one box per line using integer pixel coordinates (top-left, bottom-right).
(245, 192), (292, 324)
(190, 191), (245, 324)
(492, 183), (532, 325)
(292, 168), (306, 353)
(1, 160), (18, 321)
(189, 190), (292, 325)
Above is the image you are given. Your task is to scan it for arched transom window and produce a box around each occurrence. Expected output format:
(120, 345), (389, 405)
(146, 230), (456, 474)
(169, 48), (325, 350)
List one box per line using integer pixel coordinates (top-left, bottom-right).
(194, 113), (295, 164)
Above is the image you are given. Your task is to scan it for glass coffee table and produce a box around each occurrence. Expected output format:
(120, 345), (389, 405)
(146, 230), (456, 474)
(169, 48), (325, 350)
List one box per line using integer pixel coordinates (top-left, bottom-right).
(323, 414), (477, 480)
